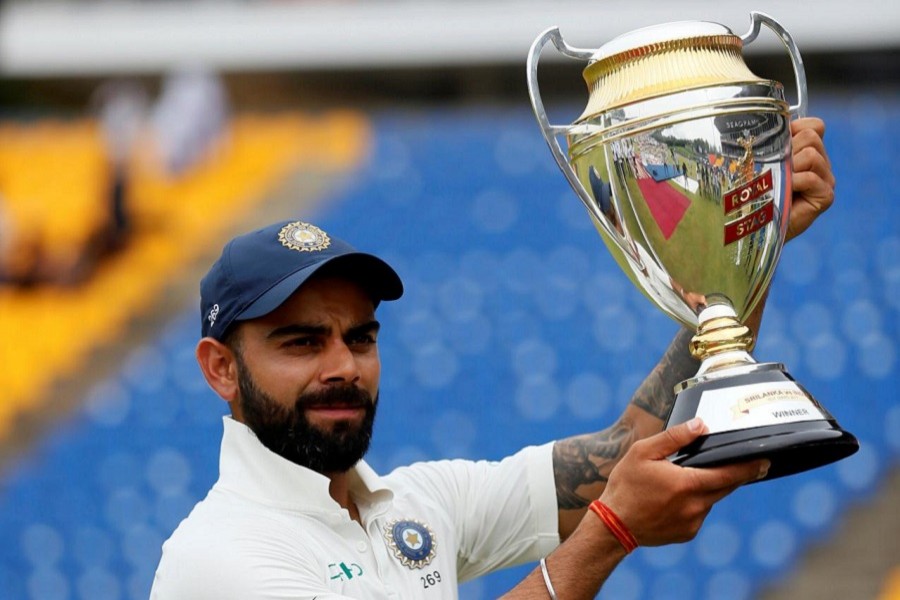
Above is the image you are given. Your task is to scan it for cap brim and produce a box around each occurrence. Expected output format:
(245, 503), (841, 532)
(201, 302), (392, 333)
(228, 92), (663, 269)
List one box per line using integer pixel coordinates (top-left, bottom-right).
(235, 252), (403, 322)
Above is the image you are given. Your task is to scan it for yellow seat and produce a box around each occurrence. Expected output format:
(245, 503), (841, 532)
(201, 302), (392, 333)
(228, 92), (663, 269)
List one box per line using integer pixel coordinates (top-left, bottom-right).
(0, 111), (371, 438)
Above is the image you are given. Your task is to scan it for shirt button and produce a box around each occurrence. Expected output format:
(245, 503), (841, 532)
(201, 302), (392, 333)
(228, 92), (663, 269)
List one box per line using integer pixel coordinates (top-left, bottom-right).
(356, 541), (367, 552)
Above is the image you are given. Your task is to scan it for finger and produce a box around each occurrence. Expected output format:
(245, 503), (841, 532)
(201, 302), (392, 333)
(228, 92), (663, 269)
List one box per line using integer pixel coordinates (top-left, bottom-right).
(790, 116), (826, 138)
(793, 145), (836, 188)
(787, 184), (834, 242)
(792, 129), (833, 172)
(686, 459), (770, 494)
(791, 171), (834, 199)
(792, 170), (835, 215)
(638, 418), (708, 459)
(703, 481), (744, 506)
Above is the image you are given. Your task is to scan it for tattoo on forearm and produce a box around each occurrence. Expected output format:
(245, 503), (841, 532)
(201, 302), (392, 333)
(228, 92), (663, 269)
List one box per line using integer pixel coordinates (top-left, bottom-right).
(552, 421), (637, 509)
(630, 328), (699, 420)
(552, 328), (700, 509)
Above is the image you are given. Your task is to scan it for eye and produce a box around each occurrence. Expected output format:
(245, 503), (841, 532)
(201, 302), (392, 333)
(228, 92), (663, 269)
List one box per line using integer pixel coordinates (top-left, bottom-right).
(284, 336), (318, 348)
(348, 332), (377, 346)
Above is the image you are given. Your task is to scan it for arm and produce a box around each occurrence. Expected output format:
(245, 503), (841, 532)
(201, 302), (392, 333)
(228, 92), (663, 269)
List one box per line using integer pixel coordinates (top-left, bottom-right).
(502, 419), (768, 599)
(553, 326), (698, 538)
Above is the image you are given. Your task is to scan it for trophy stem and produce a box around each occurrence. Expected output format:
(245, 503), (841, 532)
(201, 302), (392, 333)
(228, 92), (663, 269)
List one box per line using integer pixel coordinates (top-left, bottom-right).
(690, 302), (754, 367)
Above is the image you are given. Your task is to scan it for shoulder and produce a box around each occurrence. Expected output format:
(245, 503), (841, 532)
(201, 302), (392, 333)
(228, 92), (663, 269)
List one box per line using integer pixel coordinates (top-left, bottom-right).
(150, 493), (329, 598)
(158, 488), (333, 557)
(383, 443), (555, 504)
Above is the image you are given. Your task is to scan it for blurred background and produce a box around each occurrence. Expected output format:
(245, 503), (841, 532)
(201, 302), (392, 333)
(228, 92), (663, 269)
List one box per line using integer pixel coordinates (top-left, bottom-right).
(0, 1), (898, 598)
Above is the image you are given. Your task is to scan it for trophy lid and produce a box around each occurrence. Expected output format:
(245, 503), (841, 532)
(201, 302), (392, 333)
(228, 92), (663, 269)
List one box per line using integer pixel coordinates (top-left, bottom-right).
(579, 20), (767, 121)
(590, 21), (733, 61)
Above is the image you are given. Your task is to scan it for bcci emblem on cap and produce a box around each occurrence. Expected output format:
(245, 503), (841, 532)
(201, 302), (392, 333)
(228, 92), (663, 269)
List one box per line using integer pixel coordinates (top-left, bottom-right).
(385, 519), (436, 569)
(278, 221), (331, 252)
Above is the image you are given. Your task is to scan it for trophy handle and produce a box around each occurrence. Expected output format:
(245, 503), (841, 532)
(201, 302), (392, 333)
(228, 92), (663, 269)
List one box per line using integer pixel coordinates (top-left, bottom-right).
(741, 11), (808, 118)
(526, 28), (632, 247)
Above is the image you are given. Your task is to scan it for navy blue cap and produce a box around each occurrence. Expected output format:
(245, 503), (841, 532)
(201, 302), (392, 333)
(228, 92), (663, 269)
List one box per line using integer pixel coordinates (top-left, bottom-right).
(200, 220), (403, 340)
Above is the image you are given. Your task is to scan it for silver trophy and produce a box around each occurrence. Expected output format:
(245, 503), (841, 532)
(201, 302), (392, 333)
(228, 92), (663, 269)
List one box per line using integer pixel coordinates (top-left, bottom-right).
(527, 12), (857, 480)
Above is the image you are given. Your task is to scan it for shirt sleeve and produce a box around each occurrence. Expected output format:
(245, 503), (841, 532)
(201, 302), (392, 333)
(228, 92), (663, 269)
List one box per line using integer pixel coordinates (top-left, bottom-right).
(386, 442), (560, 582)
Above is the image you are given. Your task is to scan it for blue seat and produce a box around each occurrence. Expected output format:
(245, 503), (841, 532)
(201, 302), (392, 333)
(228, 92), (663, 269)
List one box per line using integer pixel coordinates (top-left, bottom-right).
(1, 97), (898, 600)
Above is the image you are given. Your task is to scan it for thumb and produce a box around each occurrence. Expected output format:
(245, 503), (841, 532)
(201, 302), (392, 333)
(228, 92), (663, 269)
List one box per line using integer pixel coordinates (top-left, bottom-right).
(641, 418), (708, 460)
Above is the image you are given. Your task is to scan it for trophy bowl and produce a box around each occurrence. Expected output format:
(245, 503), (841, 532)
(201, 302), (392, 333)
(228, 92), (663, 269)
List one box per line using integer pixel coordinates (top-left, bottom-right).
(527, 13), (858, 481)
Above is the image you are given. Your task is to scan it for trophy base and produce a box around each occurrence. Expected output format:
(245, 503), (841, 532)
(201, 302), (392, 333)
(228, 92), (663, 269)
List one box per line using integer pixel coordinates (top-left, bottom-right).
(665, 362), (859, 482)
(669, 421), (859, 481)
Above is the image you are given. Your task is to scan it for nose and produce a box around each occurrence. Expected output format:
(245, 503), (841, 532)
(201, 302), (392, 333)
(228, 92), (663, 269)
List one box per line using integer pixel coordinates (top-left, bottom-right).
(319, 339), (361, 384)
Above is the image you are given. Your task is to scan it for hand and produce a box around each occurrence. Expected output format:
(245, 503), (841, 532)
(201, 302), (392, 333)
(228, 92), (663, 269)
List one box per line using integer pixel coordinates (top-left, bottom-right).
(598, 418), (768, 547)
(787, 117), (836, 242)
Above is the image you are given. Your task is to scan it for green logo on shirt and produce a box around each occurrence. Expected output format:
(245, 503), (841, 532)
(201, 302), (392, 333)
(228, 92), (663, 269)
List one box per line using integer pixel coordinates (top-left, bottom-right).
(329, 562), (363, 581)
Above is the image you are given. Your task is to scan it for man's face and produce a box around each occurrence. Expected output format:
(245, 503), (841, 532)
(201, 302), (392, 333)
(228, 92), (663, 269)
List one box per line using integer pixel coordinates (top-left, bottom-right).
(229, 275), (382, 474)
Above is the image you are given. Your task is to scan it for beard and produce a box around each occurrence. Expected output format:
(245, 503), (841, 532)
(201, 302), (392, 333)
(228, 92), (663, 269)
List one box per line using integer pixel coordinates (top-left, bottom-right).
(235, 357), (377, 474)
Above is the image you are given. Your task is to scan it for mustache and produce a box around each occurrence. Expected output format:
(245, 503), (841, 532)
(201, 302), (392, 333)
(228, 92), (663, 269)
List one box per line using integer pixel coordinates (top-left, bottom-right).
(295, 385), (374, 410)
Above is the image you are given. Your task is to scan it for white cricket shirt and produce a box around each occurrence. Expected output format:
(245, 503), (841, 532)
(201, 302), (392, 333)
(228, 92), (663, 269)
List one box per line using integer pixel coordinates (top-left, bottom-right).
(150, 417), (560, 599)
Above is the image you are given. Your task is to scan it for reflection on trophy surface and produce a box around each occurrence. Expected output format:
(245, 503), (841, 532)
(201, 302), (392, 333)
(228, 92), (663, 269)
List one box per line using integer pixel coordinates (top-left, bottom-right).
(527, 12), (858, 481)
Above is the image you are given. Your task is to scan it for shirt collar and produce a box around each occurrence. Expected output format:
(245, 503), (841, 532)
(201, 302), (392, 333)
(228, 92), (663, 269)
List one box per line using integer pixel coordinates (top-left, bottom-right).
(216, 416), (391, 513)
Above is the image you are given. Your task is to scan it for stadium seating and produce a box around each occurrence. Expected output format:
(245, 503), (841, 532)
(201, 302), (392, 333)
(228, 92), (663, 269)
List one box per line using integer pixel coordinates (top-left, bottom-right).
(0, 111), (370, 440)
(0, 95), (897, 599)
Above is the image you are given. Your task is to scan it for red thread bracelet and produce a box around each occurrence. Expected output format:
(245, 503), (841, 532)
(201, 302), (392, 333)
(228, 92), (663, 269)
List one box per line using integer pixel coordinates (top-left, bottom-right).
(589, 500), (639, 553)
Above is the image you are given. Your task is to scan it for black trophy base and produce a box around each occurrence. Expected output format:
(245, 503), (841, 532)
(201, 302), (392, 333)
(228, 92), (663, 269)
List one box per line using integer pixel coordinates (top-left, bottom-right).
(669, 421), (859, 482)
(665, 364), (859, 482)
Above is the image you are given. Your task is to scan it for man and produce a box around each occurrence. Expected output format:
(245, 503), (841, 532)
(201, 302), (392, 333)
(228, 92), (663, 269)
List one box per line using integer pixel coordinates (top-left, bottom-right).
(150, 118), (835, 599)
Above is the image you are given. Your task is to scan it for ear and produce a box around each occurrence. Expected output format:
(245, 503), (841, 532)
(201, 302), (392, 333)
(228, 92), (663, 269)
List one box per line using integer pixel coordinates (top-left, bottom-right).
(196, 337), (240, 404)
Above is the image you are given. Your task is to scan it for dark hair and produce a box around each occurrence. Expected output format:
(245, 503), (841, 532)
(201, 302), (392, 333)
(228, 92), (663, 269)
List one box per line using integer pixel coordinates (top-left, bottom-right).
(220, 323), (243, 356)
